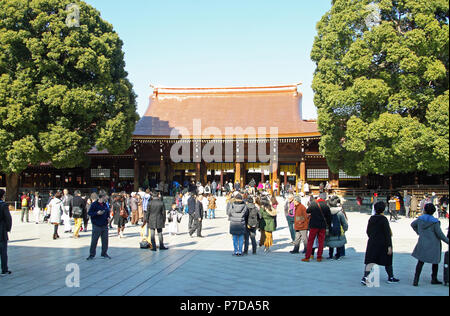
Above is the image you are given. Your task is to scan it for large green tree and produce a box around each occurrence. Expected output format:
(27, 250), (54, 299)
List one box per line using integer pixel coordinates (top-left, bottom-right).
(0, 0), (139, 201)
(311, 0), (449, 177)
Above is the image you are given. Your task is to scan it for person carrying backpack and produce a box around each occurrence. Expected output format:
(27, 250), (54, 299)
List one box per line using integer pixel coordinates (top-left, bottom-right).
(20, 192), (30, 223)
(244, 197), (261, 255)
(325, 196), (348, 260)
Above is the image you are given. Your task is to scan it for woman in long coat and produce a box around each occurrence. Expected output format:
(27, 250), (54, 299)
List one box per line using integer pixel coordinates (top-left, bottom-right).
(411, 203), (449, 286)
(259, 196), (277, 253)
(144, 193), (168, 251)
(112, 194), (128, 238)
(49, 192), (64, 240)
(325, 197), (348, 260)
(361, 201), (400, 286)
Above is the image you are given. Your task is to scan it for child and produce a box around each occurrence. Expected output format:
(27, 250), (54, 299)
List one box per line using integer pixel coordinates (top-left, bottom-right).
(168, 203), (179, 236)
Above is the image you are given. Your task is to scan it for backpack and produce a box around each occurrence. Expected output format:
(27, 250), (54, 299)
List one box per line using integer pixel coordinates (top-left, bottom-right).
(72, 206), (83, 217)
(22, 198), (28, 207)
(247, 205), (259, 228)
(330, 214), (341, 236)
(140, 239), (150, 249)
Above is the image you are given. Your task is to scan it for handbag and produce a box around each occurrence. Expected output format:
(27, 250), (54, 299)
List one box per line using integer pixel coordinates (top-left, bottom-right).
(120, 202), (128, 219)
(316, 201), (330, 236)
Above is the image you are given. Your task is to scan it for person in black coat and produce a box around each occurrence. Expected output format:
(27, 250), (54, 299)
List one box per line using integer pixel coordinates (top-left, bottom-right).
(0, 189), (12, 276)
(143, 192), (168, 251)
(189, 193), (204, 238)
(361, 201), (400, 286)
(302, 197), (331, 262)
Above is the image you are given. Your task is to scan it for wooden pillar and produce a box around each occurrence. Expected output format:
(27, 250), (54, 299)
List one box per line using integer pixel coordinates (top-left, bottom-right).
(330, 171), (339, 190)
(261, 170), (265, 185)
(271, 161), (278, 196)
(160, 158), (166, 183)
(235, 162), (242, 188)
(134, 159), (140, 192)
(220, 170), (224, 188)
(201, 162), (207, 185)
(195, 162), (201, 183)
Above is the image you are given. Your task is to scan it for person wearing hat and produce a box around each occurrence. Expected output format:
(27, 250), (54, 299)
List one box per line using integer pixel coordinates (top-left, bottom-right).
(290, 195), (309, 254)
(87, 191), (112, 260)
(0, 189), (12, 276)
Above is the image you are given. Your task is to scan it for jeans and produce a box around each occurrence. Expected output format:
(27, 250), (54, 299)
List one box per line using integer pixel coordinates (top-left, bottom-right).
(405, 206), (410, 218)
(329, 247), (344, 258)
(244, 227), (257, 253)
(0, 241), (8, 273)
(184, 205), (189, 214)
(89, 225), (109, 257)
(208, 209), (215, 219)
(189, 218), (202, 236)
(21, 207), (29, 222)
(305, 228), (326, 259)
(286, 216), (295, 241)
(292, 230), (308, 252)
(150, 228), (164, 249)
(232, 235), (244, 254)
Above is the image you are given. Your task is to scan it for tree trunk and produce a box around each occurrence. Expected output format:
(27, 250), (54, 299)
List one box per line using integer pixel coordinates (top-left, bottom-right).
(5, 173), (19, 203)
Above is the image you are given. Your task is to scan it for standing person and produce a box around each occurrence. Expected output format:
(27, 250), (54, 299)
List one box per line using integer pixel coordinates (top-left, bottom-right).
(229, 193), (248, 256)
(259, 196), (277, 253)
(84, 195), (92, 232)
(325, 196), (348, 260)
(303, 182), (310, 195)
(388, 196), (398, 222)
(284, 194), (296, 243)
(244, 197), (260, 255)
(202, 192), (209, 220)
(168, 203), (180, 236)
(182, 192), (190, 214)
(411, 204), (449, 286)
(144, 192), (168, 251)
(137, 194), (144, 224)
(32, 192), (43, 224)
(404, 192), (412, 219)
(70, 190), (87, 239)
(189, 192), (204, 238)
(290, 196), (309, 255)
(49, 192), (64, 240)
(87, 191), (111, 260)
(130, 193), (139, 225)
(410, 194), (419, 219)
(62, 189), (73, 233)
(208, 194), (217, 219)
(302, 196), (331, 262)
(361, 201), (400, 286)
(20, 192), (30, 223)
(0, 189), (12, 277)
(211, 180), (217, 197)
(371, 193), (379, 216)
(112, 194), (128, 238)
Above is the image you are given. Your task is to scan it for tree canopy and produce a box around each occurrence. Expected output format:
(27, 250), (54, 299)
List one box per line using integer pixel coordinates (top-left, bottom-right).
(311, 0), (449, 176)
(0, 0), (138, 178)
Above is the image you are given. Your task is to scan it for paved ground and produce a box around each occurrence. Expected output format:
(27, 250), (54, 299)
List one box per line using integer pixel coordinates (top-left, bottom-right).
(1, 197), (449, 296)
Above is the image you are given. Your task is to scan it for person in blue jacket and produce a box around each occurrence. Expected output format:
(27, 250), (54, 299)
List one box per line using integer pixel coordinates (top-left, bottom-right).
(87, 191), (111, 260)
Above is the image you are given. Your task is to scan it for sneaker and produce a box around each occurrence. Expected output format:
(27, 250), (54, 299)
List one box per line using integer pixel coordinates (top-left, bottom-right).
(301, 258), (310, 263)
(361, 277), (368, 286)
(101, 255), (112, 260)
(86, 256), (94, 261)
(334, 256), (341, 261)
(387, 277), (400, 284)
(316, 258), (323, 262)
(0, 271), (12, 277)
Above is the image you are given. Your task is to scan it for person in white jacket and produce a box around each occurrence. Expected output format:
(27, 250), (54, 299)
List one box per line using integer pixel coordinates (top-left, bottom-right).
(49, 192), (65, 240)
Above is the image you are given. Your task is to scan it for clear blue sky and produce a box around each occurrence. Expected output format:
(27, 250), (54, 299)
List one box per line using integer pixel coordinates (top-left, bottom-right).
(84, 0), (332, 119)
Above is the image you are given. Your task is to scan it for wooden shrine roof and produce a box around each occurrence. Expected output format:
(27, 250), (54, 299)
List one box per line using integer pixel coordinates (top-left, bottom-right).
(133, 84), (319, 139)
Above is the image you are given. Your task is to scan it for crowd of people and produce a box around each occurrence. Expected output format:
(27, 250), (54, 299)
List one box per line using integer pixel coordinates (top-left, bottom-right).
(0, 182), (448, 288)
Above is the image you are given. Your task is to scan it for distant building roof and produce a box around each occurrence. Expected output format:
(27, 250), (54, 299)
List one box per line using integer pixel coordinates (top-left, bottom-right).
(133, 84), (319, 139)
